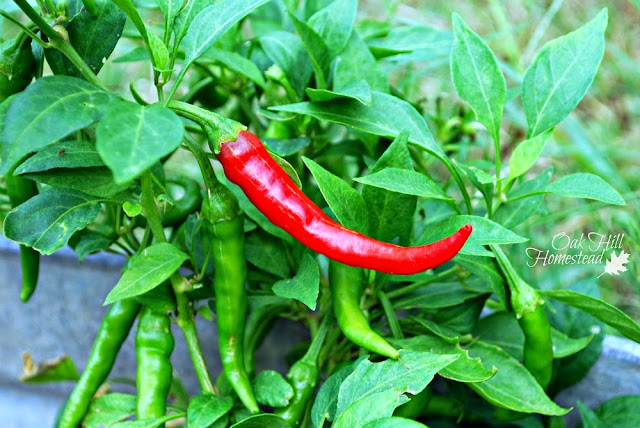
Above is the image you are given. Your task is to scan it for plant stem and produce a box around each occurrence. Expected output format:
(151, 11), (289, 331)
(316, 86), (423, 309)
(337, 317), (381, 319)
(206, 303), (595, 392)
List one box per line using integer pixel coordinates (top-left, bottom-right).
(0, 11), (48, 48)
(182, 134), (221, 195)
(377, 290), (404, 339)
(140, 170), (216, 394)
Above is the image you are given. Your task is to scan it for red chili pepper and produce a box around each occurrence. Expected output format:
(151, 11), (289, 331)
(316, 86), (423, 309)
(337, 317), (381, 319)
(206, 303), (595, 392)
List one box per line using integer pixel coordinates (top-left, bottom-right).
(216, 131), (472, 275)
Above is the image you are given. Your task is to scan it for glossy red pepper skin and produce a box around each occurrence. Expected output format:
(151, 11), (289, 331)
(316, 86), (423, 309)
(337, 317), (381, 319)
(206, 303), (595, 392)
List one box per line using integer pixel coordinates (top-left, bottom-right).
(217, 131), (472, 275)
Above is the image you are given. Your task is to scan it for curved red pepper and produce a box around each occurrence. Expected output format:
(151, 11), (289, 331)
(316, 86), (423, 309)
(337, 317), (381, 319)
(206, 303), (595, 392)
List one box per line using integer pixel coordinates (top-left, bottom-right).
(217, 131), (472, 275)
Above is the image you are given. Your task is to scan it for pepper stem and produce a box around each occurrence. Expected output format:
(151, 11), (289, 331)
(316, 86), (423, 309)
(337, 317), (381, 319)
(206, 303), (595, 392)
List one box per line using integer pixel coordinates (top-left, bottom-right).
(301, 315), (330, 365)
(490, 245), (544, 318)
(168, 101), (246, 151)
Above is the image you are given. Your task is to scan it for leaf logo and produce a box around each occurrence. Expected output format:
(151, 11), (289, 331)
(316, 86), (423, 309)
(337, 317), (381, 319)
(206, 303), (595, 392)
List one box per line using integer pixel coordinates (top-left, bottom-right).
(598, 250), (630, 278)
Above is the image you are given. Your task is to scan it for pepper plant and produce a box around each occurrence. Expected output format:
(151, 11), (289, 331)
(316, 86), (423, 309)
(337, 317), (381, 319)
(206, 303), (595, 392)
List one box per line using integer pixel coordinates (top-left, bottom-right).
(1, 1), (639, 427)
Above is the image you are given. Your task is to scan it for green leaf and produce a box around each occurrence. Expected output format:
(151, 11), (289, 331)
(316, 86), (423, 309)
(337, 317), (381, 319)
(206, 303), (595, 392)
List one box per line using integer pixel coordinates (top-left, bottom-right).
(551, 328), (595, 359)
(288, 11), (330, 89)
(44, 0), (125, 78)
(303, 157), (369, 234)
(0, 76), (117, 174)
(336, 351), (459, 419)
(229, 414), (290, 428)
(450, 13), (506, 144)
(394, 283), (485, 310)
(544, 173), (625, 205)
(74, 230), (113, 263)
(473, 311), (594, 360)
(333, 389), (403, 428)
(334, 32), (388, 93)
(83, 393), (136, 428)
(22, 167), (130, 198)
(522, 9), (607, 137)
(260, 31), (313, 97)
(147, 31), (170, 80)
(595, 396), (640, 427)
(271, 92), (442, 158)
(363, 417), (428, 428)
(452, 159), (493, 206)
(245, 230), (291, 277)
(361, 131), (417, 243)
(173, 0), (214, 47)
(187, 394), (233, 428)
(404, 317), (460, 344)
(19, 354), (79, 384)
(154, 0), (183, 40)
(122, 201), (142, 217)
(494, 167), (553, 229)
(113, 47), (149, 63)
(454, 254), (506, 307)
(390, 335), (496, 383)
(14, 140), (104, 174)
(263, 137), (311, 156)
(111, 413), (186, 428)
(466, 341), (569, 415)
(308, 0), (357, 58)
(272, 254), (320, 310)
(433, 295), (487, 334)
(104, 243), (189, 304)
(355, 168), (452, 201)
(312, 357), (367, 427)
(111, 0), (151, 53)
(417, 215), (528, 257)
(253, 370), (294, 408)
(508, 129), (554, 180)
(206, 49), (267, 89)
(577, 401), (606, 428)
(367, 26), (452, 59)
(96, 101), (184, 183)
(306, 79), (372, 106)
(540, 289), (640, 343)
(546, 280), (605, 395)
(182, 0), (270, 67)
(3, 188), (101, 255)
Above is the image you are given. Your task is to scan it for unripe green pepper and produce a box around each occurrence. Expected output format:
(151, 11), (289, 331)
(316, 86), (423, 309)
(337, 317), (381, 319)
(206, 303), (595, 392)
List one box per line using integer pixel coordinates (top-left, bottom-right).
(264, 120), (291, 140)
(59, 299), (140, 428)
(161, 176), (203, 227)
(275, 318), (329, 427)
(202, 185), (260, 413)
(491, 245), (552, 389)
(0, 33), (36, 102)
(330, 261), (400, 359)
(135, 307), (175, 420)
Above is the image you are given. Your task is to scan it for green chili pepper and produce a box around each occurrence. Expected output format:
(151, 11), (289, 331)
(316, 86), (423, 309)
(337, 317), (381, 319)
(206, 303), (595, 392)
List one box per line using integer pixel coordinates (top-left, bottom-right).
(491, 245), (552, 389)
(519, 304), (552, 388)
(0, 33), (36, 102)
(329, 261), (400, 359)
(161, 176), (203, 227)
(202, 185), (260, 414)
(135, 306), (175, 420)
(5, 170), (39, 302)
(264, 120), (291, 139)
(58, 299), (140, 428)
(275, 317), (329, 427)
